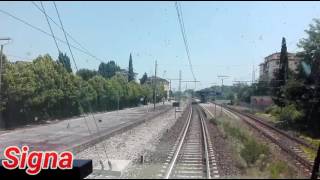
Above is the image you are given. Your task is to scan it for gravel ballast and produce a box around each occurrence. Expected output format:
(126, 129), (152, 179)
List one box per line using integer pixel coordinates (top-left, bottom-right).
(75, 102), (187, 179)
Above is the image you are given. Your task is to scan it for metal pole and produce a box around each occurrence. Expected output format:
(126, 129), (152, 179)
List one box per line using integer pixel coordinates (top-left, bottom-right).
(221, 78), (224, 96)
(169, 79), (172, 101)
(220, 79), (223, 116)
(117, 91), (120, 113)
(179, 70), (181, 103)
(0, 45), (3, 98)
(153, 60), (157, 111)
(0, 45), (3, 128)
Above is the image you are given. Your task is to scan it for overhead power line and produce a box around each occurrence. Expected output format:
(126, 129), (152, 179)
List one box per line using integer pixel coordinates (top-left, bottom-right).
(174, 1), (196, 82)
(53, 1), (77, 70)
(39, 1), (61, 53)
(52, 1), (112, 168)
(0, 8), (105, 63)
(30, 1), (102, 62)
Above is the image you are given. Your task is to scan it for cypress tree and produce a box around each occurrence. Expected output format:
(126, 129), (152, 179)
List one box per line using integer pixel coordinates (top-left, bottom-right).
(128, 53), (135, 82)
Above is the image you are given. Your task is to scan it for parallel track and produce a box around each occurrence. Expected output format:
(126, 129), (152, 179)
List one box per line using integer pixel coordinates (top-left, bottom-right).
(209, 103), (315, 176)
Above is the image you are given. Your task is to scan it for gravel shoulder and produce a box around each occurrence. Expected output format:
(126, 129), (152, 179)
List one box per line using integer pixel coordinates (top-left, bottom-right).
(122, 103), (189, 179)
(75, 102), (188, 179)
(204, 113), (241, 178)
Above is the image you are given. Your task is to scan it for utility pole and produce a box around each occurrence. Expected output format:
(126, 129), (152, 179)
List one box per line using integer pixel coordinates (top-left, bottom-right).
(217, 75), (229, 116)
(0, 38), (11, 129)
(179, 70), (182, 103)
(169, 79), (172, 101)
(153, 60), (157, 111)
(117, 91), (120, 113)
(209, 83), (217, 116)
(217, 75), (229, 98)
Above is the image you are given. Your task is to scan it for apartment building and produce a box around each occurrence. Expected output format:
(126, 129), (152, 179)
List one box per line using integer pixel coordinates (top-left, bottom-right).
(259, 52), (300, 81)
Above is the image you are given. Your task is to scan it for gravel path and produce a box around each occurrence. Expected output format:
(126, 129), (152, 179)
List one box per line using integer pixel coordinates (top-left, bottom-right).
(75, 102), (188, 179)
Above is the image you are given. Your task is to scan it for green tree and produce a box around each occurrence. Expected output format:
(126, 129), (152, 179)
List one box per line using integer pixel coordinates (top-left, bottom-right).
(98, 61), (120, 79)
(282, 19), (320, 135)
(271, 37), (288, 108)
(128, 53), (135, 82)
(280, 37), (289, 84)
(140, 72), (148, 85)
(88, 75), (109, 111)
(2, 54), (83, 127)
(76, 69), (98, 81)
(0, 53), (168, 129)
(57, 52), (72, 73)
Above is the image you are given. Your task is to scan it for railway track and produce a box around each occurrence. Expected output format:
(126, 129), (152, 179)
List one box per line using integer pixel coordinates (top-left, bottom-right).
(161, 104), (219, 179)
(206, 102), (316, 176)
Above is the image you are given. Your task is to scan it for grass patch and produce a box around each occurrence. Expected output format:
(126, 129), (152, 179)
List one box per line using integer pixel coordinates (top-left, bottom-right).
(255, 112), (277, 123)
(210, 113), (298, 178)
(267, 161), (292, 179)
(240, 138), (269, 166)
(301, 146), (317, 160)
(222, 121), (248, 143)
(215, 116), (270, 167)
(299, 135), (320, 147)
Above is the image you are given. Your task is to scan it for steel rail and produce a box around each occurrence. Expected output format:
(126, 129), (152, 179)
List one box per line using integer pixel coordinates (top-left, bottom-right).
(217, 103), (314, 171)
(223, 104), (317, 151)
(198, 107), (211, 179)
(164, 105), (193, 179)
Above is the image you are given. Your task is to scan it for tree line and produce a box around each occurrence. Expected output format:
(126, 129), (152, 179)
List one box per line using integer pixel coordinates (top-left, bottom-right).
(197, 19), (320, 136)
(246, 20), (320, 136)
(0, 53), (166, 128)
(269, 19), (320, 136)
(240, 19), (320, 136)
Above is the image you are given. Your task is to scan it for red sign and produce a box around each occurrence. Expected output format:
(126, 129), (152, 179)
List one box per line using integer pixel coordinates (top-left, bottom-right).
(2, 145), (73, 175)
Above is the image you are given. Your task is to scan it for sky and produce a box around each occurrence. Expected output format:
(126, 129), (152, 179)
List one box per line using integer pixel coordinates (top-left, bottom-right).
(1, 1), (320, 91)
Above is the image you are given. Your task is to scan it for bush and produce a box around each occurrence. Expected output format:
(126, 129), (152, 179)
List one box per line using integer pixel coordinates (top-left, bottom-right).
(277, 104), (303, 124)
(265, 105), (276, 114)
(268, 161), (290, 179)
(223, 121), (248, 143)
(240, 138), (269, 165)
(266, 105), (281, 117)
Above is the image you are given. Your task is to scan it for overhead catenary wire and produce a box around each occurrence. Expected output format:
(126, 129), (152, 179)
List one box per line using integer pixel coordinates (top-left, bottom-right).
(0, 8), (105, 63)
(39, 1), (60, 53)
(30, 1), (102, 62)
(52, 1), (111, 168)
(53, 1), (77, 70)
(174, 2), (196, 82)
(39, 1), (76, 131)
